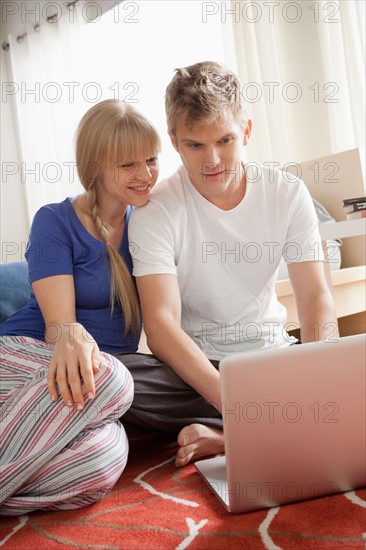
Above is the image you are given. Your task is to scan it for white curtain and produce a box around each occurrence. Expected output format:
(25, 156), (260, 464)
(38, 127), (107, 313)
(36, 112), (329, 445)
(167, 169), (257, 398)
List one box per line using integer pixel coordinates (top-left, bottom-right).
(4, 4), (87, 223)
(229, 0), (365, 165)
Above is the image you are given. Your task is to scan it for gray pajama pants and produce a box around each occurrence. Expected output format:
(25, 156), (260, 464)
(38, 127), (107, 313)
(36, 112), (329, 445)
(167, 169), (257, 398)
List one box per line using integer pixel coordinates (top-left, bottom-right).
(115, 352), (222, 435)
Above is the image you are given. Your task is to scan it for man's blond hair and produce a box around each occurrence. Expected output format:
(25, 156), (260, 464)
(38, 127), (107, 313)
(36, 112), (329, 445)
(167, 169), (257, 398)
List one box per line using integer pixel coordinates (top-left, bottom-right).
(165, 61), (248, 134)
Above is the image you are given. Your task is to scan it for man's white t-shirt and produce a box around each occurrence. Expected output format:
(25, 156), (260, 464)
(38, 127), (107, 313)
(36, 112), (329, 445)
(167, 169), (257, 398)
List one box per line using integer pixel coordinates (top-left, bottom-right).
(129, 163), (323, 360)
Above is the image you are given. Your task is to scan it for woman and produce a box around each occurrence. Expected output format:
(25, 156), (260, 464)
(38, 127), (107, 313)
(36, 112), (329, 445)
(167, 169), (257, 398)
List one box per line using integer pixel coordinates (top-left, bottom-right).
(0, 99), (161, 515)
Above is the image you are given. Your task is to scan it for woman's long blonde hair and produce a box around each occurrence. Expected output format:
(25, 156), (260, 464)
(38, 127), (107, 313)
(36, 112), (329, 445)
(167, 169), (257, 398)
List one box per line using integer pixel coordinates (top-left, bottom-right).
(75, 99), (161, 334)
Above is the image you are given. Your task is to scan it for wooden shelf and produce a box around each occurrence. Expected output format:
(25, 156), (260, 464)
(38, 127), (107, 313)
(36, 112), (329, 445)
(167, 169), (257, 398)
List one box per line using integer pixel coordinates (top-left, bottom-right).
(319, 218), (366, 240)
(276, 265), (366, 325)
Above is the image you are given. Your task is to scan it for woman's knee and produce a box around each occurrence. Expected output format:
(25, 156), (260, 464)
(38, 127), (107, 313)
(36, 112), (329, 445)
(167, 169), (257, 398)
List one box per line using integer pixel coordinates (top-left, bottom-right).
(93, 353), (134, 420)
(75, 422), (129, 502)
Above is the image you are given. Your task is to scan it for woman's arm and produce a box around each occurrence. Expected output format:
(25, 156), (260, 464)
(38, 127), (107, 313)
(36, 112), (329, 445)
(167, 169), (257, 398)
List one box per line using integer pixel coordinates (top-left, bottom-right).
(32, 274), (101, 409)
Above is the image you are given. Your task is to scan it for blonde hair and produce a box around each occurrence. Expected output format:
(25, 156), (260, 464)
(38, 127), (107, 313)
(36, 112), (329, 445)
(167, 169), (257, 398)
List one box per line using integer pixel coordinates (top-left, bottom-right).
(165, 61), (248, 134)
(76, 99), (161, 334)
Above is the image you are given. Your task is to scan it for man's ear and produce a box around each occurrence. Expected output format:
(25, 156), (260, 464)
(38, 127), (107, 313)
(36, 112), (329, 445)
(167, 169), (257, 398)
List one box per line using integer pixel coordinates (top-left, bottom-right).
(169, 131), (178, 152)
(243, 119), (252, 146)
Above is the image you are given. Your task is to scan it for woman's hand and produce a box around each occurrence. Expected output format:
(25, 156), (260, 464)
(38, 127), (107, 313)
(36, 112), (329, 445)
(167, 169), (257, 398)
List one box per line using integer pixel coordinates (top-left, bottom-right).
(47, 323), (102, 410)
(31, 275), (101, 410)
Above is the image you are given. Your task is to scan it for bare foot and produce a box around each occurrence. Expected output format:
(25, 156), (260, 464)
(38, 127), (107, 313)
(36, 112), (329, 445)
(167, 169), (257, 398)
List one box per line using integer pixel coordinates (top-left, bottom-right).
(175, 423), (224, 468)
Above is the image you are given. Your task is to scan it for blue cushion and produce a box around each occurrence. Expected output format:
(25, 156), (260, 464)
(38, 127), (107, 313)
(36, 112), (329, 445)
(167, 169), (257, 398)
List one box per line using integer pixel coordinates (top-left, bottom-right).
(0, 262), (32, 323)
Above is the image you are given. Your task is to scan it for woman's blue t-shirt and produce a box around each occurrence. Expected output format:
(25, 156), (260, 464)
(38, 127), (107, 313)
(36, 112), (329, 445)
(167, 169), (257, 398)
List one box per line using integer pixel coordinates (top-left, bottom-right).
(1, 198), (140, 354)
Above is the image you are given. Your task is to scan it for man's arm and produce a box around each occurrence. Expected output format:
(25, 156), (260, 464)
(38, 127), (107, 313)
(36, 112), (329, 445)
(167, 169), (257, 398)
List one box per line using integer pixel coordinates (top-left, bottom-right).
(136, 273), (221, 410)
(287, 260), (339, 342)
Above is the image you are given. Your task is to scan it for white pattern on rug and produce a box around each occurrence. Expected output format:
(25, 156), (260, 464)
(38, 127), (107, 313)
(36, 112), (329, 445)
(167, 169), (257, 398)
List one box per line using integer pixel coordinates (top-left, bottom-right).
(259, 506), (282, 550)
(134, 456), (199, 507)
(0, 515), (29, 547)
(176, 518), (208, 550)
(344, 490), (366, 509)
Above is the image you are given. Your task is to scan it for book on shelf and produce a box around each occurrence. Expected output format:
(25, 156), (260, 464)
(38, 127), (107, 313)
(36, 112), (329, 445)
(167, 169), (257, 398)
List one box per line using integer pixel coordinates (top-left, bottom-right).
(342, 196), (366, 220)
(343, 202), (366, 214)
(342, 196), (366, 207)
(346, 209), (366, 220)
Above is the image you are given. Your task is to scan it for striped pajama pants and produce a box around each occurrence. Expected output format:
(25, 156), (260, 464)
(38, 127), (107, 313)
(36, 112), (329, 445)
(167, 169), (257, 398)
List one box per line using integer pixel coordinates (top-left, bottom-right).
(0, 336), (134, 516)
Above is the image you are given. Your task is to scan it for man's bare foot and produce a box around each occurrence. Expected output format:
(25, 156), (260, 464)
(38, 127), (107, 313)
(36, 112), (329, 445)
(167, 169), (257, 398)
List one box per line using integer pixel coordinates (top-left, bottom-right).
(175, 423), (224, 468)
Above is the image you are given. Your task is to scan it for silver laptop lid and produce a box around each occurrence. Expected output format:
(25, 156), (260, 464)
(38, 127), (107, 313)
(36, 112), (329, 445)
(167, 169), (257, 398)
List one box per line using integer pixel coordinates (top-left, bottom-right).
(216, 334), (366, 513)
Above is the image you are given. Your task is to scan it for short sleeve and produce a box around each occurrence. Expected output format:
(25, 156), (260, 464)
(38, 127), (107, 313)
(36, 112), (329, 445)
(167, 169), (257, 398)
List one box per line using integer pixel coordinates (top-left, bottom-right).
(128, 204), (177, 277)
(25, 205), (74, 283)
(284, 182), (324, 264)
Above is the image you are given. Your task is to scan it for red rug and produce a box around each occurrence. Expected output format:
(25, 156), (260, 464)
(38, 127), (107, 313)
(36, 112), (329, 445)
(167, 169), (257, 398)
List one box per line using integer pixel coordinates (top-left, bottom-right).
(1, 439), (365, 549)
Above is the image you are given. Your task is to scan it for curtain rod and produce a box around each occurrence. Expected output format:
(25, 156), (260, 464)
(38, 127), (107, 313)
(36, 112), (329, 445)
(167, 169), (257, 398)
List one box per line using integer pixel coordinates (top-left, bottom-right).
(2, 0), (79, 52)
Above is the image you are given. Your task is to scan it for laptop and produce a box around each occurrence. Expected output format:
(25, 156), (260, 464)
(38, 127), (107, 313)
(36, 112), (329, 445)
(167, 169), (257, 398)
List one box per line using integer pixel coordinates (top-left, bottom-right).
(195, 334), (366, 513)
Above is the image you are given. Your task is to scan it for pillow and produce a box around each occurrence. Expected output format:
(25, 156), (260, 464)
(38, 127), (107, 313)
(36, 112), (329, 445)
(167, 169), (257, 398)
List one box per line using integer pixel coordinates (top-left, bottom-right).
(0, 262), (31, 323)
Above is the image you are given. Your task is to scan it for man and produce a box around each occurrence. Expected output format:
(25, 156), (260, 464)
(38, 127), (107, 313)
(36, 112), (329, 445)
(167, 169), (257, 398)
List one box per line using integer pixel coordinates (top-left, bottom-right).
(120, 61), (338, 467)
